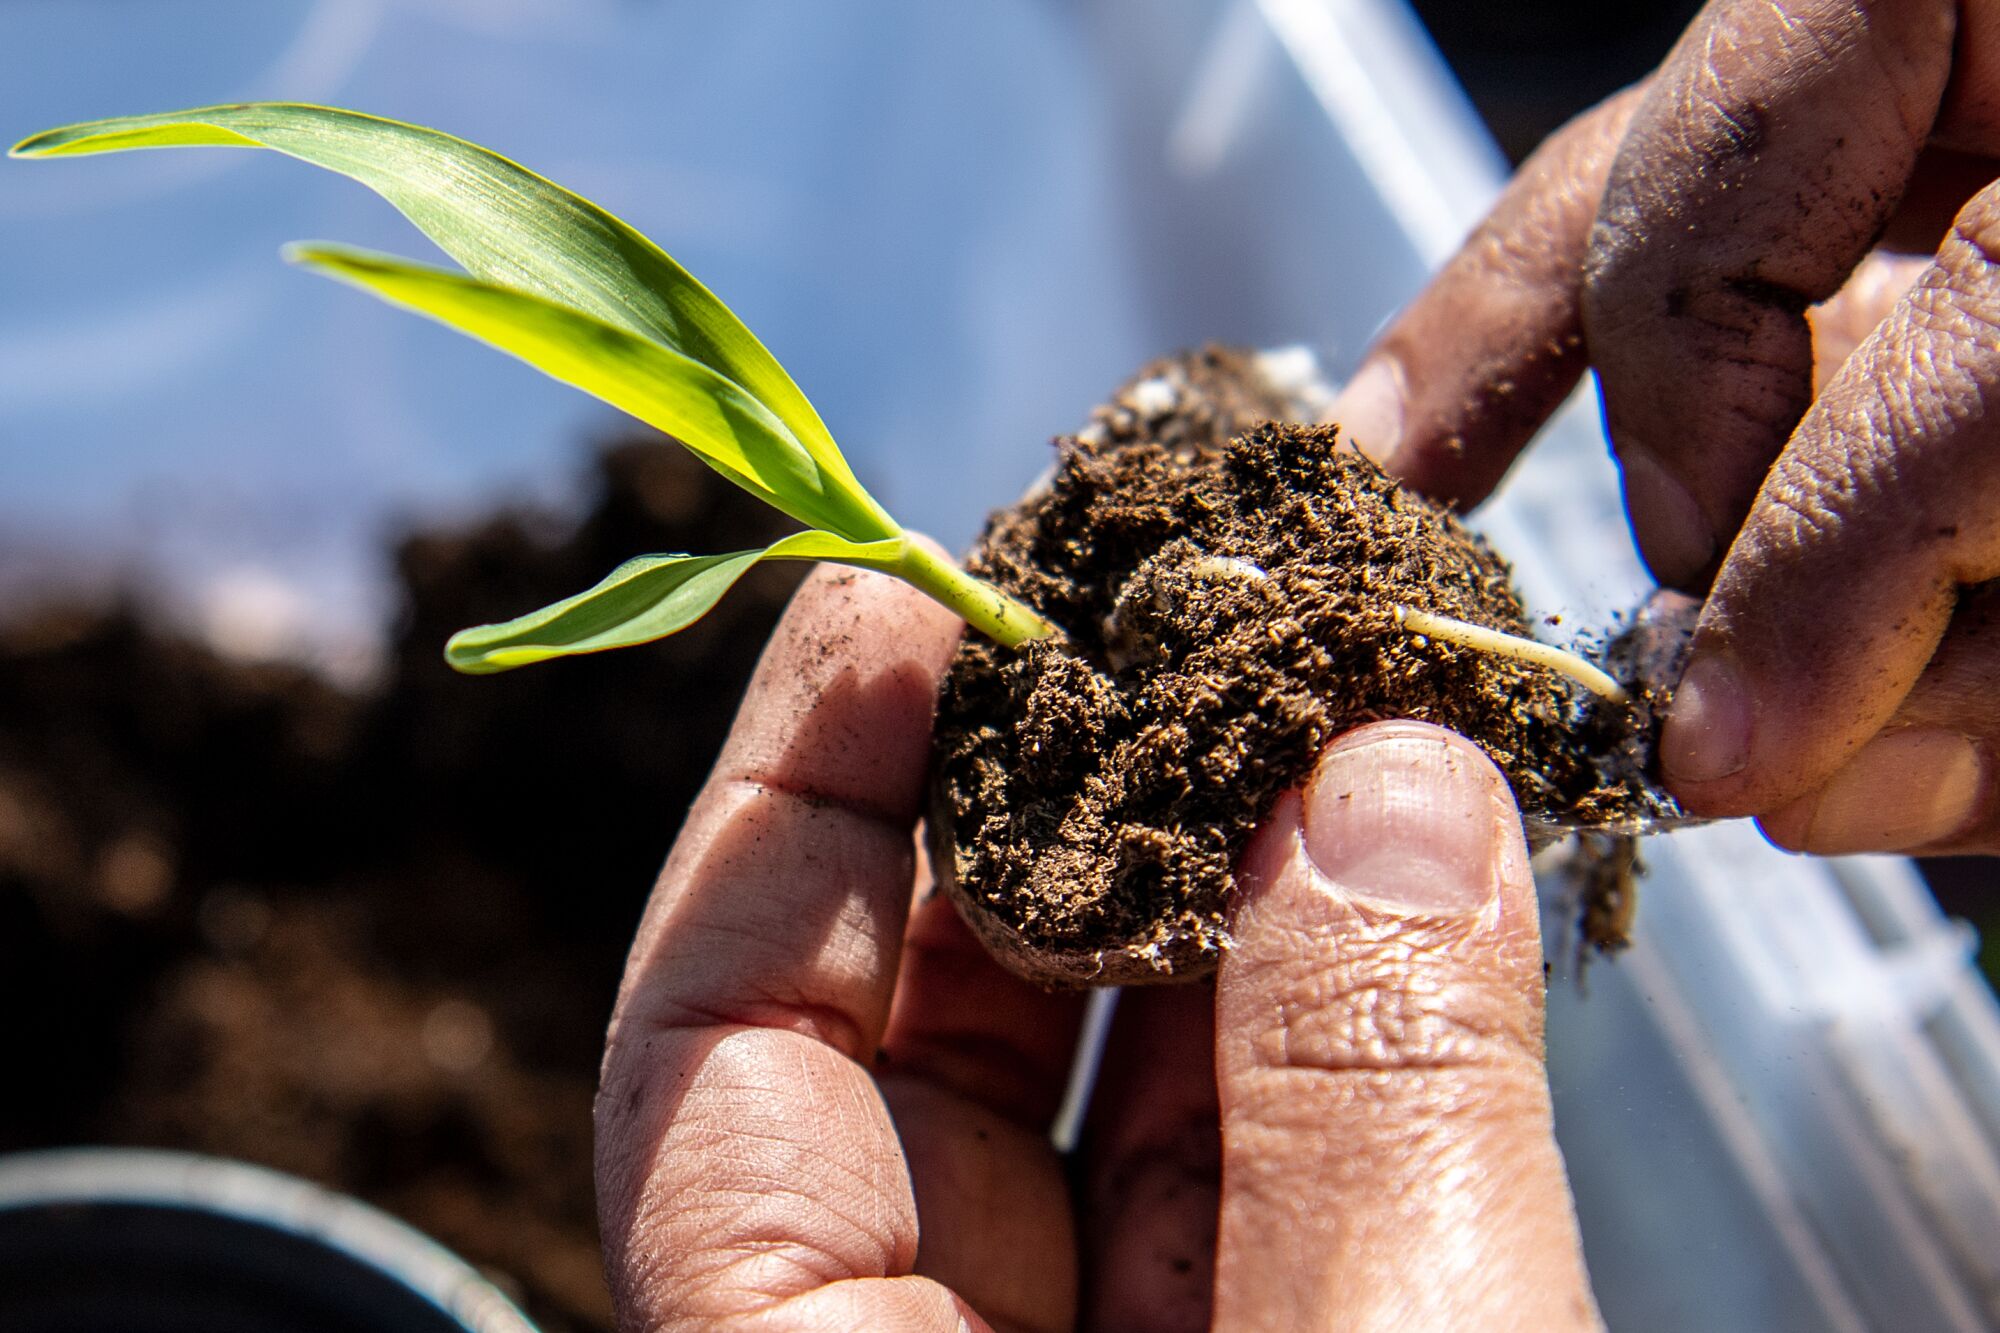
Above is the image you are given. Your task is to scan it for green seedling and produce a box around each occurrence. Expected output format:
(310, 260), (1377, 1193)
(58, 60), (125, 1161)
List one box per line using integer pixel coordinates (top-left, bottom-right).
(10, 103), (1054, 672)
(13, 103), (1623, 704)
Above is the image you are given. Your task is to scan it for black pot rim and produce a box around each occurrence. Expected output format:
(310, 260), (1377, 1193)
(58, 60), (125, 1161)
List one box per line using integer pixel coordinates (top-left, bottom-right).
(0, 1147), (537, 1333)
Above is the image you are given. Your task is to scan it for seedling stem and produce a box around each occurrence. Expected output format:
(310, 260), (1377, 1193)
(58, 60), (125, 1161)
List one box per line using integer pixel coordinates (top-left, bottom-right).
(895, 541), (1060, 647)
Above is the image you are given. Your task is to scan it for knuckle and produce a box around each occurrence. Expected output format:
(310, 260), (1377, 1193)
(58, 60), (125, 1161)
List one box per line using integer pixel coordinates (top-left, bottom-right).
(1756, 439), (1871, 557)
(1223, 928), (1553, 1190)
(1791, 237), (2000, 573)
(1946, 180), (2000, 271)
(1247, 924), (1540, 1082)
(1586, 0), (1946, 332)
(1907, 288), (2000, 380)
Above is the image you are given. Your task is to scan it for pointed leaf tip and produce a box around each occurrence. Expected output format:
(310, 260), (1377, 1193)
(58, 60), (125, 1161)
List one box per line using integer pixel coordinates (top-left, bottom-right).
(9, 130), (53, 156)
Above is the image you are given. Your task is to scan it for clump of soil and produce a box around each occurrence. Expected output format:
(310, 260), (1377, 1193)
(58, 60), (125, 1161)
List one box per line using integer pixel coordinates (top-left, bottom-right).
(931, 350), (1650, 987)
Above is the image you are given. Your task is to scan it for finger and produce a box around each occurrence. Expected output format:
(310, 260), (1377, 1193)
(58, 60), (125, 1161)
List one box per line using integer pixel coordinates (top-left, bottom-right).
(1074, 985), (1220, 1333)
(596, 562), (973, 1331)
(1329, 88), (1642, 509)
(1583, 0), (1955, 590)
(873, 887), (1085, 1331)
(1212, 722), (1596, 1332)
(881, 879), (1085, 1132)
(1809, 250), (1929, 393)
(1757, 581), (2000, 854)
(1662, 183), (2000, 818)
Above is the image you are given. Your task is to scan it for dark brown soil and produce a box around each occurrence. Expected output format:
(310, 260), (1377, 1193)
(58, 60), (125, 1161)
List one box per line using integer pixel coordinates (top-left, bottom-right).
(0, 439), (803, 1331)
(931, 350), (1649, 986)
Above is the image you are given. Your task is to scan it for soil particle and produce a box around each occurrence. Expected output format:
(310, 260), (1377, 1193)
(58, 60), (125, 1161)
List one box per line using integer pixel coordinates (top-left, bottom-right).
(931, 350), (1652, 986)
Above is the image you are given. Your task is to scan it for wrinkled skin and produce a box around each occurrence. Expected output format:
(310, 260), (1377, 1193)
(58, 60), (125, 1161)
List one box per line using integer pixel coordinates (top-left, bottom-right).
(595, 565), (1599, 1331)
(1331, 0), (2000, 856)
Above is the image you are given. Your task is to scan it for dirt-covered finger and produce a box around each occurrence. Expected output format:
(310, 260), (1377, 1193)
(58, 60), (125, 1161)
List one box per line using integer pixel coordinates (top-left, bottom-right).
(1757, 581), (2000, 855)
(1663, 184), (2000, 817)
(606, 562), (962, 1067)
(1329, 88), (1641, 509)
(1583, 0), (1955, 590)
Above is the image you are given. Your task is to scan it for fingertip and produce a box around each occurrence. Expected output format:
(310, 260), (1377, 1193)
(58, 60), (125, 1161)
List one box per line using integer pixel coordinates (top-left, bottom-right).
(1329, 356), (1407, 470)
(776, 555), (965, 682)
(1660, 649), (1756, 794)
(1318, 93), (1643, 514)
(719, 559), (963, 820)
(1757, 729), (1985, 854)
(1620, 445), (1720, 590)
(1297, 720), (1516, 918)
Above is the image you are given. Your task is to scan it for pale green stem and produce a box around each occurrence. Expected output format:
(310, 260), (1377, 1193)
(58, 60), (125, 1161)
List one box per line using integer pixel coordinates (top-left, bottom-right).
(891, 540), (1061, 648)
(1394, 605), (1629, 705)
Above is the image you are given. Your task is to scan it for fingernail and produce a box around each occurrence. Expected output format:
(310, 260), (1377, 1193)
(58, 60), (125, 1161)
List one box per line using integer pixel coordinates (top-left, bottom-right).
(1620, 447), (1716, 588)
(1763, 729), (1984, 854)
(1301, 722), (1504, 914)
(1330, 357), (1405, 467)
(1662, 651), (1754, 785)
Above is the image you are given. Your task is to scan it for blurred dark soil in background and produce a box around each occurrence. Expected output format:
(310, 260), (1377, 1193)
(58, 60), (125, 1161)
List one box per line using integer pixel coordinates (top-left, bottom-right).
(0, 439), (804, 1331)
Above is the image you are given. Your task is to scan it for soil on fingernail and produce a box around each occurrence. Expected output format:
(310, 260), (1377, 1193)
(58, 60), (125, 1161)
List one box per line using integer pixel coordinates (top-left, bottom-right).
(929, 348), (1664, 988)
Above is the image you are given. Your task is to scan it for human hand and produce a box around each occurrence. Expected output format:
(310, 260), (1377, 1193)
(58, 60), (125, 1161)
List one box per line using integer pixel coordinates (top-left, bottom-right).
(594, 562), (1598, 1331)
(1329, 0), (2000, 854)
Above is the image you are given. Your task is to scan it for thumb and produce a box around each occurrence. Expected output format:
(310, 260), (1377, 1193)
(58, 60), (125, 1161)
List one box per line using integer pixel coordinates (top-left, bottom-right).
(1213, 721), (1599, 1332)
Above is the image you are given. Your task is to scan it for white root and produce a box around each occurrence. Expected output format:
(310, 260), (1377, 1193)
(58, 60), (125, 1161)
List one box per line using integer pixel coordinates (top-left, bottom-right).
(1393, 606), (1630, 705)
(1184, 554), (1270, 586)
(1104, 549), (1630, 705)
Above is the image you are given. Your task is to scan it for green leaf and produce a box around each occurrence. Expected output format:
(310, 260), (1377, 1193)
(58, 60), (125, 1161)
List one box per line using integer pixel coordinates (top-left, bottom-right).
(11, 102), (888, 535)
(445, 530), (905, 674)
(289, 243), (878, 533)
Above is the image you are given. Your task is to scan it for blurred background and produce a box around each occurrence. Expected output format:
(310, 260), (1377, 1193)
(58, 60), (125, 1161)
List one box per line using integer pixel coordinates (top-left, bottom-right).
(0, 0), (1701, 676)
(5, 3), (1995, 1332)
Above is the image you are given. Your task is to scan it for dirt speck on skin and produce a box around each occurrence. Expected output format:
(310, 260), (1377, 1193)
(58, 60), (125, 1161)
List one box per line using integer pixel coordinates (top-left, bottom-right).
(931, 350), (1656, 986)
